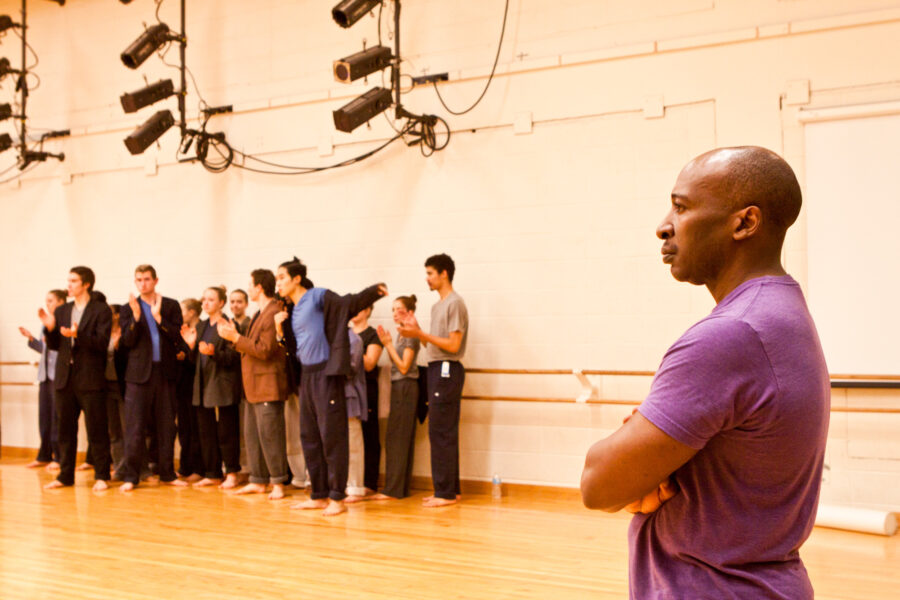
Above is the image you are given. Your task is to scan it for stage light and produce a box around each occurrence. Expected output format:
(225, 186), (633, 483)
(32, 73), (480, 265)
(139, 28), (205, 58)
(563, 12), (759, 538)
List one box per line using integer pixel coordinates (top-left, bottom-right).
(121, 23), (172, 70)
(0, 103), (11, 121)
(333, 87), (392, 133)
(332, 0), (382, 29)
(120, 79), (175, 114)
(334, 46), (392, 84)
(0, 133), (12, 153)
(0, 57), (21, 81)
(0, 15), (19, 33)
(124, 109), (175, 155)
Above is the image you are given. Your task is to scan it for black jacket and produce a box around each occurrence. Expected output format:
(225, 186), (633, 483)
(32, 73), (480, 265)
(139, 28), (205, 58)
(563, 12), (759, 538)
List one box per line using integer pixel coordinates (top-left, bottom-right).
(192, 318), (241, 408)
(119, 296), (186, 383)
(323, 284), (384, 377)
(46, 298), (112, 392)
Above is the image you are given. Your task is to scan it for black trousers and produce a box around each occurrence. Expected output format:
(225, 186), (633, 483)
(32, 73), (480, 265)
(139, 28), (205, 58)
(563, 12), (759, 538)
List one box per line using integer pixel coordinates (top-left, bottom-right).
(196, 403), (241, 479)
(55, 382), (110, 485)
(36, 379), (58, 463)
(121, 364), (178, 485)
(176, 379), (202, 477)
(361, 376), (381, 491)
(427, 361), (465, 500)
(299, 365), (348, 501)
(382, 377), (419, 499)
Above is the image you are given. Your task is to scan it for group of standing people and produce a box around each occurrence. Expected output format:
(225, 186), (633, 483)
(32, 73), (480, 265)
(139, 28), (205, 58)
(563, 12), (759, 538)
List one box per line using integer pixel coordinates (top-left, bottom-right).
(20, 254), (468, 515)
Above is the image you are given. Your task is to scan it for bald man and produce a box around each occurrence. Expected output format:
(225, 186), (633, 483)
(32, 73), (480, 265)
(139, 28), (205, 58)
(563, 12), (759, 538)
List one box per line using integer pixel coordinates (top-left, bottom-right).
(581, 147), (830, 599)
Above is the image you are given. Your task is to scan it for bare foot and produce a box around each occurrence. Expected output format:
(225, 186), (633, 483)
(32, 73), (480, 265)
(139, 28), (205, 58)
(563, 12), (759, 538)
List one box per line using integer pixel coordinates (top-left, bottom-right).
(290, 499), (328, 510)
(43, 480), (66, 490)
(163, 479), (189, 487)
(182, 473), (202, 483)
(343, 494), (368, 504)
(26, 460), (49, 469)
(75, 462), (93, 471)
(92, 480), (109, 492)
(323, 499), (347, 516)
(233, 483), (267, 495)
(422, 497), (458, 508)
(370, 493), (397, 501)
(45, 462), (60, 472)
(219, 473), (239, 489)
(193, 478), (222, 488)
(119, 482), (135, 493)
(268, 484), (285, 501)
(422, 494), (462, 502)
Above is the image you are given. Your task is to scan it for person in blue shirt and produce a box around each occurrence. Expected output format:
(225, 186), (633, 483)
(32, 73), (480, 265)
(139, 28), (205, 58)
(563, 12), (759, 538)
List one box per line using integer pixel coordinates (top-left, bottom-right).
(274, 257), (387, 516)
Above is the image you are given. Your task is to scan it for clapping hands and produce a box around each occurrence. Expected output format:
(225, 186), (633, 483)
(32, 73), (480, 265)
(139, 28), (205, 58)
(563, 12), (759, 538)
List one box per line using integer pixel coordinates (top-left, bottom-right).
(180, 324), (197, 349)
(376, 324), (393, 346)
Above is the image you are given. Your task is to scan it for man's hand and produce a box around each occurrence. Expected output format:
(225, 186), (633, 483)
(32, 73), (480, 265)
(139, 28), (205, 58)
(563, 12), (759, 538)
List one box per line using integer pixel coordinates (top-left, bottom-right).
(218, 319), (239, 343)
(61, 322), (78, 339)
(397, 314), (421, 339)
(624, 479), (679, 514)
(274, 310), (288, 337)
(128, 294), (141, 321)
(377, 283), (389, 297)
(198, 341), (215, 356)
(151, 294), (163, 324)
(176, 351), (186, 361)
(181, 324), (197, 349)
(18, 326), (34, 341)
(376, 324), (393, 347)
(38, 308), (56, 331)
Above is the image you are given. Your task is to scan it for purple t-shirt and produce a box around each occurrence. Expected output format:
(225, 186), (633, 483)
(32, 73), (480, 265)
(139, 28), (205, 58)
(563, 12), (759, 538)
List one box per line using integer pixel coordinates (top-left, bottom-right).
(630, 275), (830, 599)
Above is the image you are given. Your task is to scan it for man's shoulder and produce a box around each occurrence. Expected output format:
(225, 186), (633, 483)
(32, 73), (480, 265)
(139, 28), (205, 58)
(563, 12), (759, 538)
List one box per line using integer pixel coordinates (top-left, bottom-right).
(670, 315), (764, 365)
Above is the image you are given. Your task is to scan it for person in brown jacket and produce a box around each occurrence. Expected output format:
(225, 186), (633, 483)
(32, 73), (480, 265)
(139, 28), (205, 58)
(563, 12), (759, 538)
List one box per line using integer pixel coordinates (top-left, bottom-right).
(218, 269), (289, 500)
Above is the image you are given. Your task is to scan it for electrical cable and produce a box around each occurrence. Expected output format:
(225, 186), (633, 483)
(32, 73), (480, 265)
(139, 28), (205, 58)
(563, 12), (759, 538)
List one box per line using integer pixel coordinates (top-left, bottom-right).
(432, 0), (509, 115)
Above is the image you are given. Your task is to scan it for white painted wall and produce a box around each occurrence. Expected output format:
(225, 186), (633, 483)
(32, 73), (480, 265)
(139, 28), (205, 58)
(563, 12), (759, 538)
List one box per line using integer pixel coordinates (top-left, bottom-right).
(0, 0), (898, 509)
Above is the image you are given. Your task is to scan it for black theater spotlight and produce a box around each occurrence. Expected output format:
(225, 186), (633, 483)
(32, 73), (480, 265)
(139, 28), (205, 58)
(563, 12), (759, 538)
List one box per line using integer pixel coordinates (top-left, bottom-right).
(121, 23), (174, 69)
(120, 79), (176, 113)
(0, 15), (21, 33)
(0, 102), (12, 121)
(331, 0), (382, 29)
(0, 57), (22, 81)
(0, 133), (13, 153)
(334, 45), (392, 84)
(124, 109), (175, 155)
(333, 87), (392, 133)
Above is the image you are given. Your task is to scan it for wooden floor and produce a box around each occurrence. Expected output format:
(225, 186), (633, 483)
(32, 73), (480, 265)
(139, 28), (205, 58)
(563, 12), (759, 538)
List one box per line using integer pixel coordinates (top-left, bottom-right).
(0, 456), (897, 599)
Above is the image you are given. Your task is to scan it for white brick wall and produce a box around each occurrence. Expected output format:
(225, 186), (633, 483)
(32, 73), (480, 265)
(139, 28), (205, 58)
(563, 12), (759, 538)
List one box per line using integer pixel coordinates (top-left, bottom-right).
(0, 0), (898, 508)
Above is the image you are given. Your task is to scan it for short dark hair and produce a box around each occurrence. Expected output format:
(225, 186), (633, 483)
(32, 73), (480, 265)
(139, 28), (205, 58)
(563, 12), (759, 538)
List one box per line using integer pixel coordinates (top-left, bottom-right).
(396, 294), (417, 312)
(230, 289), (249, 302)
(251, 269), (276, 298)
(425, 253), (455, 282)
(279, 257), (313, 289)
(135, 264), (157, 279)
(49, 289), (67, 303)
(92, 290), (107, 304)
(70, 266), (95, 292)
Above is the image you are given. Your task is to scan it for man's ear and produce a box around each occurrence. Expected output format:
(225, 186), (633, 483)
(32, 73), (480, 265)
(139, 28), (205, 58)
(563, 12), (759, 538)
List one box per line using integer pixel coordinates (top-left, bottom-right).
(733, 205), (762, 241)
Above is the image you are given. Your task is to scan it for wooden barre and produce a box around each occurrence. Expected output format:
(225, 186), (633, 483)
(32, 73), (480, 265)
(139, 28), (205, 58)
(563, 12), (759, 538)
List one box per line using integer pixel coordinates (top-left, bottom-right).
(461, 395), (900, 414)
(0, 361), (39, 367)
(465, 368), (900, 381)
(0, 382), (36, 386)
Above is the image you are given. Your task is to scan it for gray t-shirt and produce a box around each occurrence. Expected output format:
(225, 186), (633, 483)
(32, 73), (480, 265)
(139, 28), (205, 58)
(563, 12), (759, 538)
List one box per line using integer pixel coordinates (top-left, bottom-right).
(427, 290), (468, 362)
(390, 335), (420, 381)
(71, 304), (84, 328)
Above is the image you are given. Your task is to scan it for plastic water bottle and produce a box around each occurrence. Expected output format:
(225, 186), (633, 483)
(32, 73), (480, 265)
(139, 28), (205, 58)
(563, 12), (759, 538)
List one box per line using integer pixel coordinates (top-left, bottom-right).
(491, 474), (502, 500)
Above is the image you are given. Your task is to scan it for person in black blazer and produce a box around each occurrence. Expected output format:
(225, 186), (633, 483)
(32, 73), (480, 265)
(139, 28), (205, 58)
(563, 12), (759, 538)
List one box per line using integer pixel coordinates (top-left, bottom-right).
(117, 264), (188, 492)
(40, 266), (112, 491)
(182, 286), (242, 488)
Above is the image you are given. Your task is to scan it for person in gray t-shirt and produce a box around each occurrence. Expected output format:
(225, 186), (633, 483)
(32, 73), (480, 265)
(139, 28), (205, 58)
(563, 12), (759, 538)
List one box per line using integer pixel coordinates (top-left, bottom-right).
(398, 254), (468, 507)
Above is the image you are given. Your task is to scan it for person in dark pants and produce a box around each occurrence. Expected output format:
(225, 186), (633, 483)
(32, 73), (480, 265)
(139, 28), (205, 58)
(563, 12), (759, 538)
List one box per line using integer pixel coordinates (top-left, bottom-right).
(218, 269), (290, 500)
(41, 266), (112, 492)
(372, 294), (421, 500)
(398, 254), (468, 507)
(349, 305), (383, 496)
(182, 286), (242, 489)
(118, 264), (188, 492)
(19, 288), (67, 469)
(275, 257), (387, 517)
(175, 298), (203, 482)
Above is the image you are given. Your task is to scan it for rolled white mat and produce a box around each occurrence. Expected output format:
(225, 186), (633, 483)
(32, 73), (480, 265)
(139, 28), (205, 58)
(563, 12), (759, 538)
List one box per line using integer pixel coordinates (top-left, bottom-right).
(815, 504), (898, 536)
